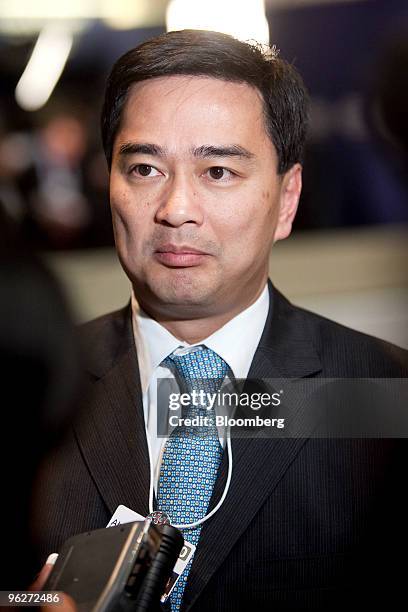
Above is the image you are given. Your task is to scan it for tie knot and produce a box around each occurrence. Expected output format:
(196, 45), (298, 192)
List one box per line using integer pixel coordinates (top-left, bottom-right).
(163, 347), (228, 394)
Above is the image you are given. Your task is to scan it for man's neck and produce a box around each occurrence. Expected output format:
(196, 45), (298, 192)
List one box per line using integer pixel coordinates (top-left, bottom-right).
(154, 313), (239, 344)
(136, 285), (267, 344)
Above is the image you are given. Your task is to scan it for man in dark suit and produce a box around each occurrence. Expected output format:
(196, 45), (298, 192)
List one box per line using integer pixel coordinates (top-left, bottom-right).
(33, 30), (407, 610)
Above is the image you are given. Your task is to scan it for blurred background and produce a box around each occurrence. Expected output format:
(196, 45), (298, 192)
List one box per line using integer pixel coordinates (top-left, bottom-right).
(0, 0), (407, 347)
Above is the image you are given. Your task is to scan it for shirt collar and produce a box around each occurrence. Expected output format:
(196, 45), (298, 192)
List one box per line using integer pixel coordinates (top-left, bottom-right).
(198, 285), (269, 379)
(131, 284), (270, 393)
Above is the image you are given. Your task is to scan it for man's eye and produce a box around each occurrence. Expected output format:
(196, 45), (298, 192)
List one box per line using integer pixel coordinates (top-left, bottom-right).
(131, 164), (161, 177)
(207, 167), (233, 181)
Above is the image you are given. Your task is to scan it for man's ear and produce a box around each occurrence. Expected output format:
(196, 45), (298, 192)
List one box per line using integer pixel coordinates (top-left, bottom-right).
(273, 163), (302, 243)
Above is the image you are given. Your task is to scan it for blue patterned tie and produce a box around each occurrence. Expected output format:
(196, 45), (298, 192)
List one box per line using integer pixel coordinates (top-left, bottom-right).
(157, 347), (229, 611)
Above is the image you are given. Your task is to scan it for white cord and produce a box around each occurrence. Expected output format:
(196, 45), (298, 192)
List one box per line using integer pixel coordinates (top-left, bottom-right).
(146, 429), (233, 530)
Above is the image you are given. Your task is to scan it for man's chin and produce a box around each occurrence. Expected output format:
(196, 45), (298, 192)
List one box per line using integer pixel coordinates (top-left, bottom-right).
(152, 286), (215, 308)
(141, 277), (220, 314)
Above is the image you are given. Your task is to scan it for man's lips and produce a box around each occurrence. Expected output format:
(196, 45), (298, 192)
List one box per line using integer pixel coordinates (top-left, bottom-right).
(154, 244), (210, 267)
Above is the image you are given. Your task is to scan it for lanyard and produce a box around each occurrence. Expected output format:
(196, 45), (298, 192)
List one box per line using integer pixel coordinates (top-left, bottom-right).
(146, 431), (233, 530)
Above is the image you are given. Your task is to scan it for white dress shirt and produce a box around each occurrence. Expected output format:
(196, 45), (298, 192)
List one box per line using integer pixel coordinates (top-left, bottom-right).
(131, 284), (270, 491)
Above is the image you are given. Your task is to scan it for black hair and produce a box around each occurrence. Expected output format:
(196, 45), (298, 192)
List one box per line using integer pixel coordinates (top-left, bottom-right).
(101, 29), (309, 174)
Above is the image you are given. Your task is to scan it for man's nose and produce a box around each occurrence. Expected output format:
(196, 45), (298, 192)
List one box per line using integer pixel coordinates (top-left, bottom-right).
(155, 175), (203, 227)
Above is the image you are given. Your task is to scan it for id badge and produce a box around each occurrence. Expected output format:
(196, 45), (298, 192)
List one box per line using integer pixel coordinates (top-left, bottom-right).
(108, 505), (195, 602)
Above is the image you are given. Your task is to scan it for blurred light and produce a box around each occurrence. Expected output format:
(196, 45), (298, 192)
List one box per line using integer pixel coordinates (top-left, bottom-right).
(166, 0), (269, 45)
(0, 0), (168, 35)
(0, 0), (94, 36)
(15, 25), (73, 112)
(0, 19), (86, 37)
(101, 0), (150, 30)
(0, 0), (95, 19)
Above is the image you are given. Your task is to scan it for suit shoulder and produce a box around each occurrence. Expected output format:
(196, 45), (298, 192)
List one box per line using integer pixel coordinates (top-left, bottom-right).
(80, 307), (127, 341)
(293, 303), (408, 376)
(78, 305), (132, 376)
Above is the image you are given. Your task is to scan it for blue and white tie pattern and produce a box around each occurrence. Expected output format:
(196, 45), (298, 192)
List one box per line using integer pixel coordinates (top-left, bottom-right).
(157, 347), (229, 611)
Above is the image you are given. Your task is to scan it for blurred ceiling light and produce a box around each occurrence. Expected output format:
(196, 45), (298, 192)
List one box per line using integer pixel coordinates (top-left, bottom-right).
(0, 0), (92, 35)
(0, 0), (96, 19)
(0, 0), (168, 35)
(15, 25), (73, 112)
(166, 0), (269, 45)
(101, 0), (150, 30)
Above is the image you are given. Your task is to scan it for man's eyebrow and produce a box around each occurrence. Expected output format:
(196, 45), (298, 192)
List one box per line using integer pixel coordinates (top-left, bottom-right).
(118, 142), (167, 157)
(117, 142), (255, 161)
(192, 144), (255, 160)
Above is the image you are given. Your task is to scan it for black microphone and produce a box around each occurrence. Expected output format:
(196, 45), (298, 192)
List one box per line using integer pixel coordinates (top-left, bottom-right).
(44, 520), (184, 611)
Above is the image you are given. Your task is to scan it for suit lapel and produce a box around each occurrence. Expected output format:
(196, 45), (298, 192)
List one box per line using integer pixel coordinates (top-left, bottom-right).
(182, 283), (322, 610)
(74, 306), (150, 518)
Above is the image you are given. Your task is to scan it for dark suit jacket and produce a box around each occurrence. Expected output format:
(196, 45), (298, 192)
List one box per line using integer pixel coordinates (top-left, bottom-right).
(33, 283), (408, 611)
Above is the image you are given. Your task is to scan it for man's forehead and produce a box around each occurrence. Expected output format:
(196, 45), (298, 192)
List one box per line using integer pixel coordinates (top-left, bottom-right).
(119, 75), (266, 131)
(126, 74), (263, 102)
(115, 75), (271, 156)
